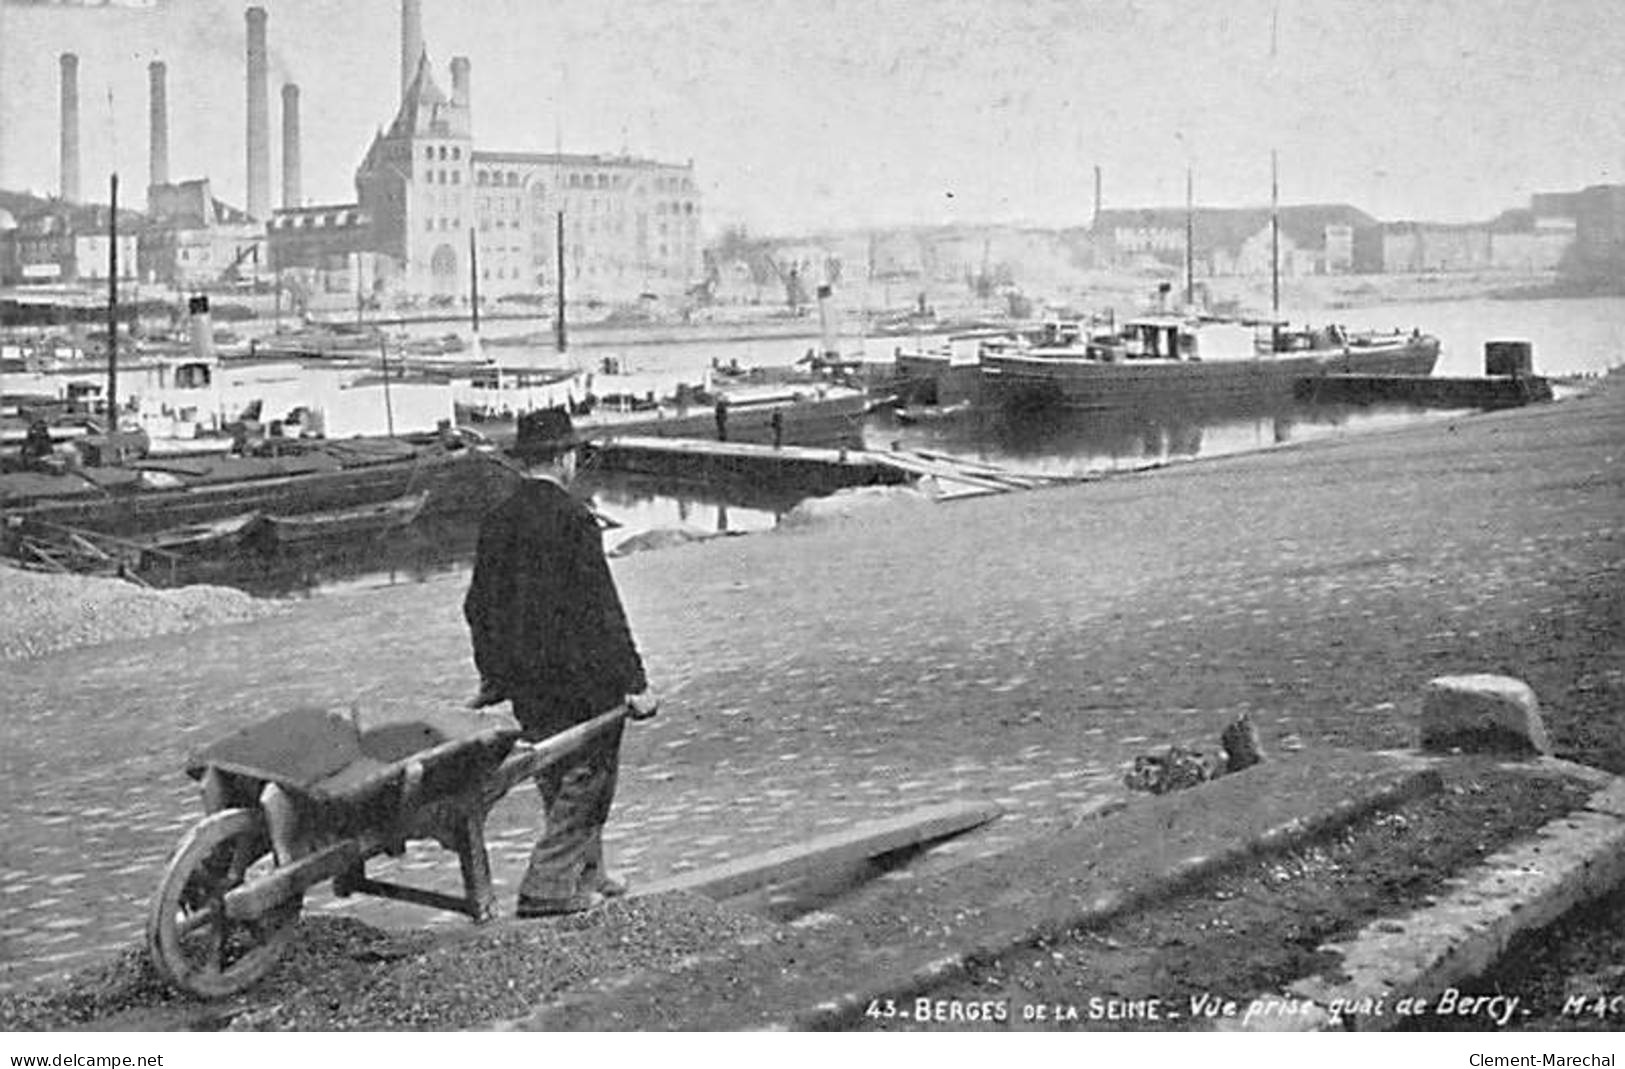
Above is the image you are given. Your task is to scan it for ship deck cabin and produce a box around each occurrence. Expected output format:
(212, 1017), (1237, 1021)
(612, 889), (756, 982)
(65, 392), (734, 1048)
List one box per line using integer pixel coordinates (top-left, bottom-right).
(1116, 317), (1257, 363)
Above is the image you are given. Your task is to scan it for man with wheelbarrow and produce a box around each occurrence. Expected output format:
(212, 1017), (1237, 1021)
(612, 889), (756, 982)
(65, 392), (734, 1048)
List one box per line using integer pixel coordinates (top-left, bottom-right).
(465, 408), (655, 918)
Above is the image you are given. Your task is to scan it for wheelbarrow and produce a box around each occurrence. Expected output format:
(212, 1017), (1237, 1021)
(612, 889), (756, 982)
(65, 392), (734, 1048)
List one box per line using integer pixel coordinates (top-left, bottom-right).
(145, 700), (654, 999)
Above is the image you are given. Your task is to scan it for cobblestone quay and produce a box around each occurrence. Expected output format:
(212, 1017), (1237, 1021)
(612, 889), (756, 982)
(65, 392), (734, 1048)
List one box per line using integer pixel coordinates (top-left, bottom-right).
(2, 378), (1621, 991)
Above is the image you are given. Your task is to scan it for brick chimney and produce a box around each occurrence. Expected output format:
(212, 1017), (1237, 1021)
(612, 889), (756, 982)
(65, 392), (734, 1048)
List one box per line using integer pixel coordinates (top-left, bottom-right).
(281, 83), (301, 209)
(59, 53), (81, 203)
(245, 7), (270, 220)
(148, 61), (170, 191)
(401, 0), (424, 98)
(451, 55), (470, 111)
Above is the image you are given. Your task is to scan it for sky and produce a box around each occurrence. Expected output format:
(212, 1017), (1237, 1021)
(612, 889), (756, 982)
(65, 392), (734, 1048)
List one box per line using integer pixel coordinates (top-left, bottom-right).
(0, 0), (1621, 236)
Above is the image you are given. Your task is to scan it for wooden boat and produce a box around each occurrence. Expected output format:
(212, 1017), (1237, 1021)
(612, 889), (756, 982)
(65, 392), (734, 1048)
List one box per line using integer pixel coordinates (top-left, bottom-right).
(141, 510), (264, 552)
(586, 385), (878, 448)
(893, 400), (974, 425)
(0, 437), (521, 541)
(5, 508), (264, 581)
(980, 317), (1441, 412)
(245, 489), (430, 545)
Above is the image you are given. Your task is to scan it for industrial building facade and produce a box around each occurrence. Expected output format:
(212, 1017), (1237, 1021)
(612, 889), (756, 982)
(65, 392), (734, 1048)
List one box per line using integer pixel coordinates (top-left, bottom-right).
(272, 4), (702, 305)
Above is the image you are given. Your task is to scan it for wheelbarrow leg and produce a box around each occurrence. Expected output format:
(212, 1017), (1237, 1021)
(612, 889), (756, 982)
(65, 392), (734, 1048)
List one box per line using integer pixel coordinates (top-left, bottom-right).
(200, 767), (230, 815)
(259, 783), (303, 866)
(454, 809), (497, 923)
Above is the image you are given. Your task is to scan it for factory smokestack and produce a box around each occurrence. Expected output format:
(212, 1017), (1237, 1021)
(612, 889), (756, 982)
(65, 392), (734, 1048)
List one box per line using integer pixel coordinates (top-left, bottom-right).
(59, 53), (81, 203)
(245, 6), (270, 220)
(281, 83), (302, 209)
(401, 0), (424, 99)
(148, 61), (170, 190)
(0, 1), (9, 191)
(451, 55), (470, 111)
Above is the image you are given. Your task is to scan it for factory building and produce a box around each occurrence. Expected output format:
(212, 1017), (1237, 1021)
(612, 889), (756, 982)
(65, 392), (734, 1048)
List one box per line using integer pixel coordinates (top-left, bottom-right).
(141, 179), (264, 288)
(269, 2), (703, 305)
(7, 3), (706, 301)
(6, 202), (141, 285)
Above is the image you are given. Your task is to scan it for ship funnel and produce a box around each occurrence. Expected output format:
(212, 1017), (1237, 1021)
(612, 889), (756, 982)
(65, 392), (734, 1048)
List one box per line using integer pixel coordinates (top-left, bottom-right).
(816, 284), (840, 363)
(188, 295), (217, 363)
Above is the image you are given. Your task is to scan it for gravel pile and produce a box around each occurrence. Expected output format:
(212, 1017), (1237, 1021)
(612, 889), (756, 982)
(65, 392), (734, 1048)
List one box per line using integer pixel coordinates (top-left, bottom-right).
(0, 893), (777, 1031)
(0, 564), (286, 662)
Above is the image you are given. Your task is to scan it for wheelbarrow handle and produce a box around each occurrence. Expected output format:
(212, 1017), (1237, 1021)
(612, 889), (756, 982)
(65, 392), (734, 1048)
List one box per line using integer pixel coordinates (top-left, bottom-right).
(487, 699), (655, 799)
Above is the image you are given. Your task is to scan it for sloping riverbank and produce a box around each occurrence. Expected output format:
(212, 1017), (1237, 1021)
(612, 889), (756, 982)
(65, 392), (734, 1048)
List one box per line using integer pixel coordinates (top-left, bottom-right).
(0, 564), (286, 662)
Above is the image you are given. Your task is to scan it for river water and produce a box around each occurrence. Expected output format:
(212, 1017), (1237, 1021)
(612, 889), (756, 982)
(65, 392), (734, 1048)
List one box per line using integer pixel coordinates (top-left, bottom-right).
(201, 295), (1623, 598)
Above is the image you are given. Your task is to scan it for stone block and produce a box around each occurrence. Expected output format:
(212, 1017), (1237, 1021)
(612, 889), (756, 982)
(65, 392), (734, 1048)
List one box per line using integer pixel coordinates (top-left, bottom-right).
(1420, 674), (1551, 755)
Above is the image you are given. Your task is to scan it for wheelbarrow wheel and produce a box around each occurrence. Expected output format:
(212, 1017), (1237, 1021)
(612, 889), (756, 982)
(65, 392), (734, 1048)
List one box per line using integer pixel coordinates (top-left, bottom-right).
(146, 807), (300, 998)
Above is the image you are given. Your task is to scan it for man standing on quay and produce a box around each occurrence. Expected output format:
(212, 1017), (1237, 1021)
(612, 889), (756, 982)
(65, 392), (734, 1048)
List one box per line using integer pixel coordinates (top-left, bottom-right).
(464, 408), (652, 917)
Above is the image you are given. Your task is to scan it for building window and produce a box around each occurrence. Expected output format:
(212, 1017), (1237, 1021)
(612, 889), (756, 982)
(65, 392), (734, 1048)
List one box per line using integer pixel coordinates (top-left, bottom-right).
(452, 147), (461, 160)
(426, 146), (434, 160)
(508, 172), (519, 186)
(452, 171), (461, 185)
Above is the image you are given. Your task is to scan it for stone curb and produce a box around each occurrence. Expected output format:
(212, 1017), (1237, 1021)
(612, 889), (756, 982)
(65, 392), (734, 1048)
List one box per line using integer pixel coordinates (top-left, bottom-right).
(780, 761), (1442, 1031)
(1218, 764), (1625, 1032)
(502, 753), (1439, 1031)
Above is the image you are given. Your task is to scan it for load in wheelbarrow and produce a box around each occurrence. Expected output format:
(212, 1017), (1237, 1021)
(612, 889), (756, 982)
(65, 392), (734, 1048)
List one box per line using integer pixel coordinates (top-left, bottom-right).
(147, 700), (652, 999)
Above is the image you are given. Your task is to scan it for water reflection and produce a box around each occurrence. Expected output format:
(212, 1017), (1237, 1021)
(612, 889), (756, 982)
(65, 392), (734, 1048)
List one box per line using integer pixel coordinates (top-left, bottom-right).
(864, 399), (1460, 477)
(142, 396), (1471, 597)
(581, 471), (792, 546)
(141, 471), (790, 598)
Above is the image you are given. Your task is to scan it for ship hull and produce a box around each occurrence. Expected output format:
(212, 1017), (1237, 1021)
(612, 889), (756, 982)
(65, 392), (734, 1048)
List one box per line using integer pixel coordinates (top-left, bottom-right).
(1, 446), (520, 539)
(982, 337), (1441, 412)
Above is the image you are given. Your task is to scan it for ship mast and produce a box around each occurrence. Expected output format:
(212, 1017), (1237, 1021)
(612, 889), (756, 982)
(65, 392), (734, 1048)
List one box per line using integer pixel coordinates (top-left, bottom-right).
(467, 226), (485, 363)
(1185, 167), (1195, 311)
(468, 227), (480, 338)
(1271, 149), (1281, 351)
(106, 172), (119, 429)
(555, 210), (568, 354)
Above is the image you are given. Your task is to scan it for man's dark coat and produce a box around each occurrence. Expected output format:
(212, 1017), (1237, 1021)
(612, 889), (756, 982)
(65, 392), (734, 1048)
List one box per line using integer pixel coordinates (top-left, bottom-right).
(464, 479), (646, 722)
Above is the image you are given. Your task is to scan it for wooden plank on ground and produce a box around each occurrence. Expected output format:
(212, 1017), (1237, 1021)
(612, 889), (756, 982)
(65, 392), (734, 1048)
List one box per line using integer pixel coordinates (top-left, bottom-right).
(911, 449), (1072, 486)
(602, 436), (873, 466)
(631, 799), (1002, 901)
(871, 453), (1028, 493)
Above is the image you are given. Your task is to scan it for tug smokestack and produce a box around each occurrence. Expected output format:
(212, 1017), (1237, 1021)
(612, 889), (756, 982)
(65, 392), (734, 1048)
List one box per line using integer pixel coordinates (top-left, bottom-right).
(281, 83), (302, 209)
(817, 284), (839, 363)
(401, 0), (424, 98)
(245, 6), (270, 220)
(148, 61), (170, 190)
(59, 53), (81, 203)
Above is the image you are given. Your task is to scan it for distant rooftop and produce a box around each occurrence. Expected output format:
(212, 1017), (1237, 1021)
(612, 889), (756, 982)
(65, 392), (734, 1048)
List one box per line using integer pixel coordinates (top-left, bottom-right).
(1094, 203), (1376, 251)
(472, 149), (690, 171)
